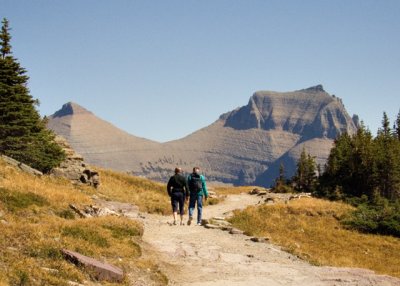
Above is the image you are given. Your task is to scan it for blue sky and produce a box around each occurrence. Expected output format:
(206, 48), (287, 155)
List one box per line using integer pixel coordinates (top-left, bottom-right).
(2, 0), (400, 142)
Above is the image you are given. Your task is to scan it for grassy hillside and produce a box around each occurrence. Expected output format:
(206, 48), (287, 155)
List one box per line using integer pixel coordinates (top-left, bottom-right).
(0, 159), (169, 285)
(229, 197), (400, 278)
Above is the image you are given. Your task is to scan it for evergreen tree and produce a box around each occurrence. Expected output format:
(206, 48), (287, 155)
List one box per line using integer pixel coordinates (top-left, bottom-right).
(395, 110), (400, 141)
(378, 111), (391, 137)
(374, 113), (400, 200)
(0, 18), (65, 172)
(293, 148), (317, 192)
(278, 162), (285, 183)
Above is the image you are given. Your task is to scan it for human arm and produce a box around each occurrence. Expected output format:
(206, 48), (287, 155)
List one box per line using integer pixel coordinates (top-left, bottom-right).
(201, 175), (208, 198)
(167, 177), (173, 197)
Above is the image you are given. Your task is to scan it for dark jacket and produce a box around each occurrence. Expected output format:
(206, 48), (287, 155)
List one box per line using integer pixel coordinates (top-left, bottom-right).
(167, 173), (189, 197)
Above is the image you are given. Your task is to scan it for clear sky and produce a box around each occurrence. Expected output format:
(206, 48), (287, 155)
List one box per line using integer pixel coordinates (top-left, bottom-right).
(2, 0), (400, 142)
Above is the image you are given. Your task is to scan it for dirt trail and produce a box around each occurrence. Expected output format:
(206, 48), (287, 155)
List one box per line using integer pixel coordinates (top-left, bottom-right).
(139, 194), (400, 286)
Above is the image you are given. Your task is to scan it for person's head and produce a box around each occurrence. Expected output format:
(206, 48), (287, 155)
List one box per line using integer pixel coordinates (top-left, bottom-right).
(193, 167), (200, 174)
(174, 167), (182, 174)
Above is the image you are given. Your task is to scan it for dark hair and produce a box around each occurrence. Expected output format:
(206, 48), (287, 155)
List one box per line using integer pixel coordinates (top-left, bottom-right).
(193, 167), (200, 172)
(174, 167), (181, 174)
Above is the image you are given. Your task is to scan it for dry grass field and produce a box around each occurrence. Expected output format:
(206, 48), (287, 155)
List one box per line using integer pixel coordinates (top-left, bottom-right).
(0, 159), (169, 285)
(228, 197), (400, 278)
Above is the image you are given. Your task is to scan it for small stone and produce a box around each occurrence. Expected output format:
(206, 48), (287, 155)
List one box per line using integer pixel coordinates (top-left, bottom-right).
(204, 224), (221, 229)
(250, 237), (268, 243)
(229, 228), (244, 235)
(201, 219), (209, 225)
(41, 267), (59, 274)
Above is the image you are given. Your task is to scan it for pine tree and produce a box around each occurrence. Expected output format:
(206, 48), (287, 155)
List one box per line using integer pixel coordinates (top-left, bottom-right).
(293, 148), (317, 192)
(395, 109), (400, 141)
(0, 18), (65, 172)
(374, 113), (400, 200)
(378, 112), (391, 137)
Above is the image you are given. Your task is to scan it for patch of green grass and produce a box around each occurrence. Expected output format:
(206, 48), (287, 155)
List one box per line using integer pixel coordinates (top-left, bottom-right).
(0, 187), (48, 212)
(62, 226), (109, 248)
(27, 246), (62, 260)
(102, 224), (142, 239)
(55, 209), (75, 220)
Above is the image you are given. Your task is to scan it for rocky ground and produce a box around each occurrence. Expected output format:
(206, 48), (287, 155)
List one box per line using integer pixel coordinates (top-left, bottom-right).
(135, 193), (400, 286)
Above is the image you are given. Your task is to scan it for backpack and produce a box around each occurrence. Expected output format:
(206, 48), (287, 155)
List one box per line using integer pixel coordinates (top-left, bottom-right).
(189, 174), (202, 192)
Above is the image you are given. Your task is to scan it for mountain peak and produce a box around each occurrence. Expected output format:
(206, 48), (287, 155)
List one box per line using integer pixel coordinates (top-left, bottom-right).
(51, 102), (92, 118)
(300, 85), (325, 93)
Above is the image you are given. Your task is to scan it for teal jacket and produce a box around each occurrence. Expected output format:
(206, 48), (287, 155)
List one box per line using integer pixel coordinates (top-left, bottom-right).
(187, 174), (208, 197)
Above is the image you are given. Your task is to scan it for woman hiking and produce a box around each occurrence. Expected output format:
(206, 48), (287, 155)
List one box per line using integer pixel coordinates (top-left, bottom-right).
(167, 167), (189, 225)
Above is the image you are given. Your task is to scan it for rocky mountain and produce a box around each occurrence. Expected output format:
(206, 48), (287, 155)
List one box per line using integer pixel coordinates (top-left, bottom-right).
(47, 85), (358, 186)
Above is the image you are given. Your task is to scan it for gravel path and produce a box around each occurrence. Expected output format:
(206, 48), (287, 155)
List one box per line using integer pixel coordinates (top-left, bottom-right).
(139, 194), (400, 286)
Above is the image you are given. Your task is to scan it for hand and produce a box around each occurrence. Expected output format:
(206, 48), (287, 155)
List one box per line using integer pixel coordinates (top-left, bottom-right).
(204, 196), (208, 201)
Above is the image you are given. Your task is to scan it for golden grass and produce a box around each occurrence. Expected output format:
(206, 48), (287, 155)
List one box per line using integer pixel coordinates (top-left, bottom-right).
(0, 159), (168, 285)
(98, 168), (170, 215)
(229, 197), (400, 278)
(213, 185), (258, 196)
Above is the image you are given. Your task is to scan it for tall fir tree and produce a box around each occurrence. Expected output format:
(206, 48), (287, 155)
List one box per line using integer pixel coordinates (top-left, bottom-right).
(374, 113), (400, 200)
(293, 148), (317, 192)
(395, 109), (400, 141)
(0, 18), (65, 172)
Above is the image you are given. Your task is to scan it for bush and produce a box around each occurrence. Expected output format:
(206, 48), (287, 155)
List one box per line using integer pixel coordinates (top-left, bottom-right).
(342, 199), (400, 237)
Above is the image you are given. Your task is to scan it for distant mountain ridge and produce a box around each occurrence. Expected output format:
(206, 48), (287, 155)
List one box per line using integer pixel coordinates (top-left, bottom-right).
(47, 85), (358, 186)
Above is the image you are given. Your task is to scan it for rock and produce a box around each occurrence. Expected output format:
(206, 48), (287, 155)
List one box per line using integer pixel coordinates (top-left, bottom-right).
(257, 191), (267, 196)
(1, 155), (43, 176)
(41, 267), (59, 274)
(61, 249), (124, 282)
(212, 216), (226, 221)
(249, 188), (261, 195)
(229, 228), (244, 235)
(50, 136), (100, 188)
(264, 197), (275, 203)
(69, 204), (120, 218)
(204, 224), (221, 229)
(69, 204), (91, 218)
(211, 219), (231, 227)
(1, 220), (8, 225)
(250, 237), (269, 243)
(201, 219), (210, 225)
(208, 190), (218, 198)
(220, 226), (233, 232)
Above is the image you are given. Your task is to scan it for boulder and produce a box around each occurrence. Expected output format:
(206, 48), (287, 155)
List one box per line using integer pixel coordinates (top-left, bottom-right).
(51, 136), (100, 188)
(0, 155), (43, 176)
(61, 249), (124, 282)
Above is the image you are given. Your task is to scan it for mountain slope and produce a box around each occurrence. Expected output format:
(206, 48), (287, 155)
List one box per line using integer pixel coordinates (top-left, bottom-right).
(48, 86), (358, 186)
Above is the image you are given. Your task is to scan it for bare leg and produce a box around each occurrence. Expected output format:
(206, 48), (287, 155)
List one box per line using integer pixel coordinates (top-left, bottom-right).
(173, 212), (177, 225)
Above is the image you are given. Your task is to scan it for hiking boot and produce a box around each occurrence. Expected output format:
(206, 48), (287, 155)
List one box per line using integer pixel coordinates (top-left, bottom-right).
(180, 221), (185, 226)
(173, 221), (177, 225)
(187, 216), (193, 225)
(196, 222), (202, 226)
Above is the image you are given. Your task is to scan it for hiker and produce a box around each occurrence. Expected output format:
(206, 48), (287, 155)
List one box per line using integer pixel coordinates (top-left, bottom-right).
(187, 167), (208, 225)
(167, 167), (189, 225)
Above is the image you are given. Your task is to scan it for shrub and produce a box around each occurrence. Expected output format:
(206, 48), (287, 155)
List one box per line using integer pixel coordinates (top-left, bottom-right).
(342, 199), (400, 237)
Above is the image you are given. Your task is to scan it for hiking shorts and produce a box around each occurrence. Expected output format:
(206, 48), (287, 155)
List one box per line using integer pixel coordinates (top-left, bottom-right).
(171, 192), (185, 215)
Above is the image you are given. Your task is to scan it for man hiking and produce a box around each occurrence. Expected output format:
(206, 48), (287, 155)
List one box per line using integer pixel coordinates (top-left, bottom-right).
(167, 167), (189, 225)
(187, 167), (208, 226)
